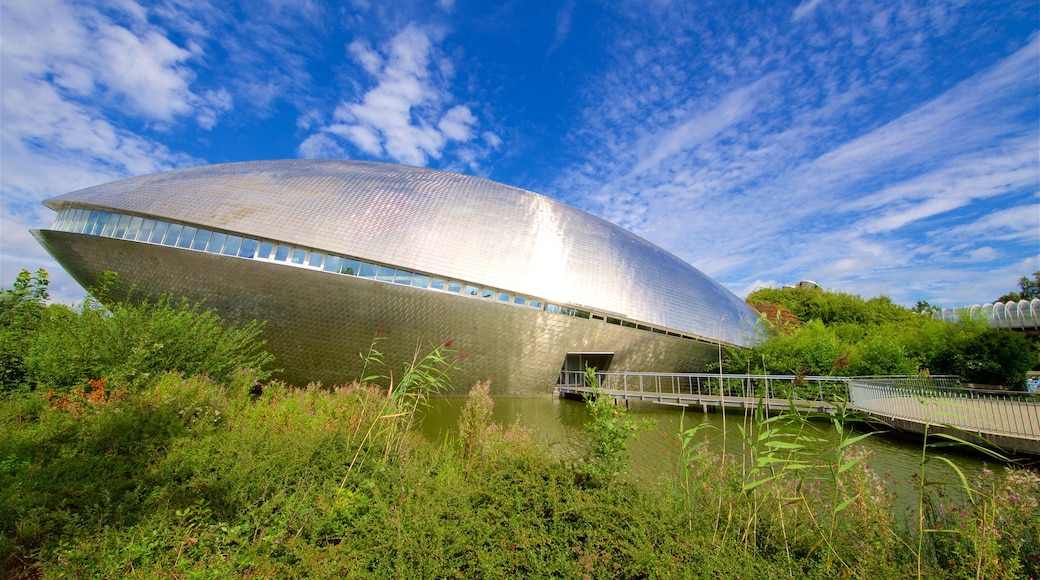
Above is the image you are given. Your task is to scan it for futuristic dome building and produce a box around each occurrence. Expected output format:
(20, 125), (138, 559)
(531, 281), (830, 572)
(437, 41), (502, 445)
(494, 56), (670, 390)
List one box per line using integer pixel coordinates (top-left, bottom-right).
(33, 160), (758, 394)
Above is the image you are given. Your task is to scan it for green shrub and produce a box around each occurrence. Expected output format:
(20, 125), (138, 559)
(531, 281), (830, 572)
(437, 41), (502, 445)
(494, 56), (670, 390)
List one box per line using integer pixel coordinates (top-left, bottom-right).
(0, 270), (275, 394)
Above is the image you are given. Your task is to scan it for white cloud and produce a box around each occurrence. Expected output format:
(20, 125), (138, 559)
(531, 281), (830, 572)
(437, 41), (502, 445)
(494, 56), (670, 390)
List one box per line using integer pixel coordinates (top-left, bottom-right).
(297, 133), (346, 159)
(552, 3), (1037, 307)
(792, 0), (825, 21)
(302, 24), (486, 167)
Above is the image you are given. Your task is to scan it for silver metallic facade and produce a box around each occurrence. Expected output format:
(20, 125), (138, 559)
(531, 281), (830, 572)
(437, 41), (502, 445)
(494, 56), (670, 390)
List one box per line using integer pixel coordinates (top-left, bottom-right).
(34, 160), (759, 394)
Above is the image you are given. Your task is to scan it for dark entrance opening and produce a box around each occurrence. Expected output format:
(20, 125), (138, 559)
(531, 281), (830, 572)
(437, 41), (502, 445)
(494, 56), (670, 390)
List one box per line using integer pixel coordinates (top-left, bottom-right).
(559, 352), (614, 387)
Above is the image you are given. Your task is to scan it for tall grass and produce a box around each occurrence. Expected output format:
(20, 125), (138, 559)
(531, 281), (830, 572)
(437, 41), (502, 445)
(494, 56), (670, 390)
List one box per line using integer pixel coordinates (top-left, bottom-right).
(2, 270), (1037, 578)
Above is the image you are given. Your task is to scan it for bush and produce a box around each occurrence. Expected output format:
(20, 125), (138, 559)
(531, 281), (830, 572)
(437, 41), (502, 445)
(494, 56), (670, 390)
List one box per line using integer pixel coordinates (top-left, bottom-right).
(0, 270), (275, 394)
(953, 329), (1037, 389)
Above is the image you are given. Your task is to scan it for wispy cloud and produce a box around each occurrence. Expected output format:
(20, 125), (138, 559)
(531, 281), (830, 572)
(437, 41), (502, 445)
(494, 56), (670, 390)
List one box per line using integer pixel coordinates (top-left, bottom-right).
(300, 24), (494, 168)
(551, 1), (1038, 305)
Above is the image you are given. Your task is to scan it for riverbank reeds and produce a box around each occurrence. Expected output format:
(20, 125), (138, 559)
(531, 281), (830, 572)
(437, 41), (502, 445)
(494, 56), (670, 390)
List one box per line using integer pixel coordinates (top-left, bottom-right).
(1, 274), (1037, 578)
(3, 359), (1037, 578)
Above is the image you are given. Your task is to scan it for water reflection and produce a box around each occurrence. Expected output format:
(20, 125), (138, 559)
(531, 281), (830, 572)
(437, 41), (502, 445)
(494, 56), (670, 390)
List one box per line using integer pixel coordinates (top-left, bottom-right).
(419, 396), (995, 507)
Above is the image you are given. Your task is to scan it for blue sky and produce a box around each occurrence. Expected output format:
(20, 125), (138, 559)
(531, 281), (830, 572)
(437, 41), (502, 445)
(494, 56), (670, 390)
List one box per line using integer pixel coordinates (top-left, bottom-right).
(1, 0), (1037, 307)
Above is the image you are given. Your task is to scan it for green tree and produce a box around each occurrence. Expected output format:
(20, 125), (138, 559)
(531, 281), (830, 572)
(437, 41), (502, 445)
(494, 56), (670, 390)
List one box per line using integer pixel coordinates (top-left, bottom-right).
(997, 271), (1040, 302)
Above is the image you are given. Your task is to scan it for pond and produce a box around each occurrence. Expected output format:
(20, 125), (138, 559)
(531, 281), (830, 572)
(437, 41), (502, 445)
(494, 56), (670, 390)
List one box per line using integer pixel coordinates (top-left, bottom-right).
(418, 394), (1003, 509)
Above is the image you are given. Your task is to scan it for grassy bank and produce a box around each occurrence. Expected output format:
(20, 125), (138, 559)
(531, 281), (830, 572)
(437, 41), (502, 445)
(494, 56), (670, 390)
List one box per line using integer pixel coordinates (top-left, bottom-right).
(2, 368), (1038, 578)
(1, 271), (1038, 578)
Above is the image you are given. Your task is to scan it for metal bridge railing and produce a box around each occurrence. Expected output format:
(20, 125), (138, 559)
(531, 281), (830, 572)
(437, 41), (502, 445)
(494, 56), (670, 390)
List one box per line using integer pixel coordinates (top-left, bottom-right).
(848, 379), (1040, 439)
(557, 370), (851, 403)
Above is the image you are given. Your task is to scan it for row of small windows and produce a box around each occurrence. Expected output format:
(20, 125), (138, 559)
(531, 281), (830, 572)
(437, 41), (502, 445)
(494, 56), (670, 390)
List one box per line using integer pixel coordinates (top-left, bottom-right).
(52, 207), (697, 341)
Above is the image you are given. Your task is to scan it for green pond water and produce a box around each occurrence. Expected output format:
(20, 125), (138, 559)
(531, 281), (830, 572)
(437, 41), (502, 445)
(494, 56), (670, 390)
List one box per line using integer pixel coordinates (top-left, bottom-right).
(418, 395), (1001, 507)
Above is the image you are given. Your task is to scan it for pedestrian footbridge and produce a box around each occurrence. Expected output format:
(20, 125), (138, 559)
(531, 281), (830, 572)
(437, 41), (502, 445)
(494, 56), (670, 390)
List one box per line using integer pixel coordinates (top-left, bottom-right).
(556, 372), (1040, 456)
(932, 298), (1040, 335)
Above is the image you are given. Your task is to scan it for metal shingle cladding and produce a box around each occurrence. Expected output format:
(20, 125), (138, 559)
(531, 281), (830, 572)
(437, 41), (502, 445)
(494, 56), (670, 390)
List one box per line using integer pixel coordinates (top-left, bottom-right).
(42, 159), (756, 346)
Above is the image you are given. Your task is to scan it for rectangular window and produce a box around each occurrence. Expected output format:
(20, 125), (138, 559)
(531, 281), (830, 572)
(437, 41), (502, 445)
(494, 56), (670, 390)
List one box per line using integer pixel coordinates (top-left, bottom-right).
(497, 292), (510, 303)
(513, 296), (527, 306)
(148, 221), (169, 244)
(91, 212), (110, 236)
(622, 320), (636, 328)
(393, 270), (412, 285)
(464, 285), (479, 296)
(112, 214), (131, 239)
(222, 235), (243, 256)
(481, 288), (494, 299)
(545, 304), (561, 314)
(274, 245), (291, 261)
(239, 238), (258, 258)
(256, 241), (273, 260)
(308, 252), (325, 268)
(191, 229), (211, 250)
(529, 300), (542, 309)
(340, 258), (360, 276)
(359, 262), (377, 278)
(176, 226), (197, 248)
(125, 216), (143, 240)
(83, 211), (101, 235)
(376, 266), (395, 282)
(100, 213), (119, 237)
(410, 274), (430, 288)
(323, 255), (342, 273)
(290, 248), (307, 264)
(137, 218), (156, 242)
(55, 210), (70, 231)
(207, 232), (227, 253)
(430, 278), (446, 290)
(63, 209), (79, 231)
(447, 281), (463, 293)
(162, 223), (183, 246)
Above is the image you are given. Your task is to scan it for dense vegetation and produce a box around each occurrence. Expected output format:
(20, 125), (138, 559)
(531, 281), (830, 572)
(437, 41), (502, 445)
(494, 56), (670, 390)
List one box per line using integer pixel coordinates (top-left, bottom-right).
(738, 285), (1038, 389)
(1, 270), (1038, 578)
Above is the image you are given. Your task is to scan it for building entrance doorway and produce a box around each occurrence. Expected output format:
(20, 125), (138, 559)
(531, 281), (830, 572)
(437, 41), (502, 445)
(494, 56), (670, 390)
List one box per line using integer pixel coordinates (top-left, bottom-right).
(559, 352), (614, 387)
